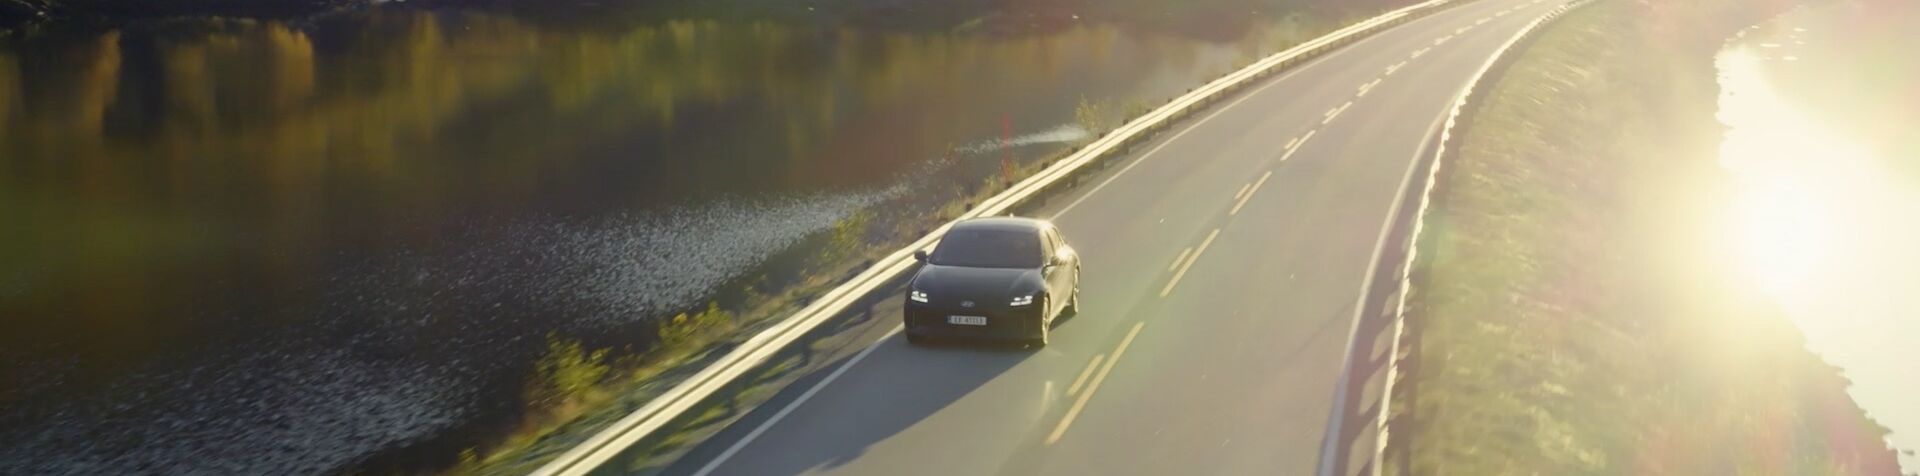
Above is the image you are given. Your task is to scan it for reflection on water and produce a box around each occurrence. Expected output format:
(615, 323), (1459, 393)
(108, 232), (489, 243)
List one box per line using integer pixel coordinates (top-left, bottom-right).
(0, 6), (1321, 473)
(1716, 2), (1920, 470)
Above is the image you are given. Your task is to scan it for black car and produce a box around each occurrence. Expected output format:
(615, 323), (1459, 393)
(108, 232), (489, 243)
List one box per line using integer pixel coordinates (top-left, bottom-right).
(905, 217), (1081, 347)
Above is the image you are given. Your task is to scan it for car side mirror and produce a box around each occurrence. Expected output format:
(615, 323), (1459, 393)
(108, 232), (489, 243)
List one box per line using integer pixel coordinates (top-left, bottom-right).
(913, 250), (928, 262)
(1048, 254), (1068, 267)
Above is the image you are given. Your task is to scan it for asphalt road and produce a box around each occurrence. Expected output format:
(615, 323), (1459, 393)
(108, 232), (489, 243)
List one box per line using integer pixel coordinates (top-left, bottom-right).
(655, 1), (1567, 474)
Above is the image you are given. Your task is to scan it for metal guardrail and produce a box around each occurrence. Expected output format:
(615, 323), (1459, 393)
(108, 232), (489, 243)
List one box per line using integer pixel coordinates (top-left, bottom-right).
(531, 1), (1477, 474)
(1313, 1), (1604, 475)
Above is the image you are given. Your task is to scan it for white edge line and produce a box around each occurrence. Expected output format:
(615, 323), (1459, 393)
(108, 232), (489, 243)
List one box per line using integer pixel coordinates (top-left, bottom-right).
(1362, 8), (1589, 475)
(1311, 103), (1450, 476)
(692, 325), (903, 476)
(1314, 5), (1583, 475)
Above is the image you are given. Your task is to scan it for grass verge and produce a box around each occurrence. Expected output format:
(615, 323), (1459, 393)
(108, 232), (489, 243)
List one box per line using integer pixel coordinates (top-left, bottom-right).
(1388, 0), (1904, 474)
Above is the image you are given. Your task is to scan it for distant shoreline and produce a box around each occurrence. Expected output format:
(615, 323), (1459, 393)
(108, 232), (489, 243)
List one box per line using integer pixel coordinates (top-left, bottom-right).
(2, 0), (368, 38)
(1, 0), (1380, 41)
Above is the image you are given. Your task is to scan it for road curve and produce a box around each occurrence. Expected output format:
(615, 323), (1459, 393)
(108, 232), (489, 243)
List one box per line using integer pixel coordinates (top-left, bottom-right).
(647, 1), (1569, 474)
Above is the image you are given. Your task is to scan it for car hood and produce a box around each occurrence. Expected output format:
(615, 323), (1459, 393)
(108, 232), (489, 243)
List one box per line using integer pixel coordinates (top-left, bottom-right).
(911, 265), (1042, 303)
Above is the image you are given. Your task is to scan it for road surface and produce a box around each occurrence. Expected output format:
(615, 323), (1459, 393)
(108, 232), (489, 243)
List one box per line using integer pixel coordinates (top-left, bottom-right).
(652, 0), (1567, 474)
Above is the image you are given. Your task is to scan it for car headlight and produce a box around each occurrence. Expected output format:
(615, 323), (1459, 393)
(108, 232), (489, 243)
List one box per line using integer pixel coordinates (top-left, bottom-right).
(1009, 294), (1035, 306)
(910, 290), (930, 303)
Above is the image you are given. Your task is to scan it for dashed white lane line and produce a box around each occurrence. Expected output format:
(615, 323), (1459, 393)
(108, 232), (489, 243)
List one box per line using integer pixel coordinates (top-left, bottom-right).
(1066, 353), (1106, 396)
(1322, 101), (1353, 125)
(1168, 247), (1193, 272)
(1412, 47), (1431, 58)
(1456, 26), (1471, 34)
(1386, 61), (1407, 75)
(1434, 34), (1453, 45)
(1160, 228), (1221, 298)
(1228, 171), (1273, 216)
(1282, 129), (1317, 162)
(1477, 17), (1491, 25)
(1233, 182), (1252, 201)
(1047, 321), (1145, 444)
(1357, 78), (1382, 97)
(1050, 61), (1301, 219)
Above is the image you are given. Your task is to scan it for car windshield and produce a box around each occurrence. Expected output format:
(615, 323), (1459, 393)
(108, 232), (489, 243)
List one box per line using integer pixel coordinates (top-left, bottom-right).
(930, 228), (1042, 268)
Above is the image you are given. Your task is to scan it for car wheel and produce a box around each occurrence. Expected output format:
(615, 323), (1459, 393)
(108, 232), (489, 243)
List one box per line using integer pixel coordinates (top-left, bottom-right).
(1064, 275), (1080, 317)
(1028, 297), (1051, 348)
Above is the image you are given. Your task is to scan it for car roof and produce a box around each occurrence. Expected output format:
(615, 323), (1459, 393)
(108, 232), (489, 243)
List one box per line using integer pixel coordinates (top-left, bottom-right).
(951, 216), (1049, 233)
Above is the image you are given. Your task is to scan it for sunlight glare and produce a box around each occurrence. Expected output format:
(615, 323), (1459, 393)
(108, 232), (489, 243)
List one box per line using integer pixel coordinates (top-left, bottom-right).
(1715, 47), (1864, 301)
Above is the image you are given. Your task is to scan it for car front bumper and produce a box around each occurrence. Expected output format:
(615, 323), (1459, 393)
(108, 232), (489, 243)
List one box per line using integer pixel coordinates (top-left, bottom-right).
(904, 302), (1044, 341)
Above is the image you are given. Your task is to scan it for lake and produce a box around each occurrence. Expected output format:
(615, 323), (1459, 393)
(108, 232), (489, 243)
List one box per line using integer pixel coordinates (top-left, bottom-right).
(0, 5), (1334, 473)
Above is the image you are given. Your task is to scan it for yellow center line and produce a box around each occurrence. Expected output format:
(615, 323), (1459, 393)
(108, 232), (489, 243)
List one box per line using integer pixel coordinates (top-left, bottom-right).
(1167, 247), (1193, 272)
(1047, 321), (1144, 444)
(1282, 129), (1316, 162)
(1229, 171), (1273, 216)
(1066, 353), (1106, 396)
(1160, 229), (1221, 298)
(1322, 101), (1353, 125)
(1357, 78), (1382, 97)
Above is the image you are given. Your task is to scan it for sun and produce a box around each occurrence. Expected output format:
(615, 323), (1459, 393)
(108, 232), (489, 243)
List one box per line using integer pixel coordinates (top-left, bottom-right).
(1714, 47), (1864, 303)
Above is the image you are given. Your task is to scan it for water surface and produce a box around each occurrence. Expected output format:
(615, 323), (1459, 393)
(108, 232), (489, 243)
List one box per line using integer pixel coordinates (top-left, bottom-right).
(0, 5), (1327, 473)
(1716, 2), (1920, 469)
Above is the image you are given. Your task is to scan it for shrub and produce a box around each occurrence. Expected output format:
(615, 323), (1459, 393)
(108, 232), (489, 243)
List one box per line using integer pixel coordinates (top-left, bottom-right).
(527, 333), (610, 408)
(656, 302), (734, 350)
(1074, 95), (1109, 133)
(817, 210), (873, 266)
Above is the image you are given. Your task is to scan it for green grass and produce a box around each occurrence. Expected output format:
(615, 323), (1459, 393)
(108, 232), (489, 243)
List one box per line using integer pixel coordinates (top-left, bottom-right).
(1388, 0), (1903, 475)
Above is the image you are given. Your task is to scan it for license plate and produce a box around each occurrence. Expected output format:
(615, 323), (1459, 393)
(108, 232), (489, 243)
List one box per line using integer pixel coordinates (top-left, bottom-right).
(947, 315), (988, 326)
